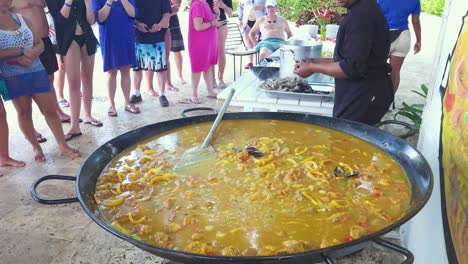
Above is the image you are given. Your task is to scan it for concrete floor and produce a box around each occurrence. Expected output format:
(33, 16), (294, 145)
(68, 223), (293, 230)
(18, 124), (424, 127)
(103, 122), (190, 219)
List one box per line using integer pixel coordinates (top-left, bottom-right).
(0, 12), (440, 264)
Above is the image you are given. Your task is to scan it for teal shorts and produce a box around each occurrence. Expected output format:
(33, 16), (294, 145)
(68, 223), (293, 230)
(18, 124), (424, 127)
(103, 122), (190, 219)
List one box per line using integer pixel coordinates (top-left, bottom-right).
(255, 38), (285, 53)
(0, 79), (10, 101)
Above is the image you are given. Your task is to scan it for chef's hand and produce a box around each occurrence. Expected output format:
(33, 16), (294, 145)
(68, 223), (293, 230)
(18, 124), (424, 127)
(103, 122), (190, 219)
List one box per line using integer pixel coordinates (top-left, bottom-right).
(294, 61), (315, 78)
(414, 41), (421, 54)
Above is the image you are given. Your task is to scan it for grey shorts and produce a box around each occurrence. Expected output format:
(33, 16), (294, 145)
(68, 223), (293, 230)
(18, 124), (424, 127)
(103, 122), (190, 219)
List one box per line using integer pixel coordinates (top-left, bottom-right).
(134, 42), (167, 72)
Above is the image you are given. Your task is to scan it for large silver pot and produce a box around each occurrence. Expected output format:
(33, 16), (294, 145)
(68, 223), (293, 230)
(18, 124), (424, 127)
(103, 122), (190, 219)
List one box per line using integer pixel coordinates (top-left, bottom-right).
(279, 40), (322, 78)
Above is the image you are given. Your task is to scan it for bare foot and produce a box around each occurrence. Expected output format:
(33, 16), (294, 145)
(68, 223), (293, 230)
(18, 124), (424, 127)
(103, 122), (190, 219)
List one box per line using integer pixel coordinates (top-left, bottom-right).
(147, 89), (159, 97)
(179, 78), (187, 85)
(0, 157), (26, 167)
(60, 145), (81, 158)
(34, 148), (46, 162)
(167, 84), (179, 92)
(58, 112), (71, 122)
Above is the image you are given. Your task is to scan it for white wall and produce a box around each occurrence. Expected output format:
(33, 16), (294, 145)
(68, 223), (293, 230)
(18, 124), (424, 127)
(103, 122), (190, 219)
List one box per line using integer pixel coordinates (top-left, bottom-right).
(401, 0), (468, 263)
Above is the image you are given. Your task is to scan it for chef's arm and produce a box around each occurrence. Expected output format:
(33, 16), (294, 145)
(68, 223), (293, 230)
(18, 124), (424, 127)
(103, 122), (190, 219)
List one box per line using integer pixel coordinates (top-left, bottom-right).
(295, 61), (348, 79)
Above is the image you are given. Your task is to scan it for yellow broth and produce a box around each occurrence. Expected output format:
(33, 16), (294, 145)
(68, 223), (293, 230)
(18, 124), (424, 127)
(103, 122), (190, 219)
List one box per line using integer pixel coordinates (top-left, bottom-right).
(95, 120), (410, 256)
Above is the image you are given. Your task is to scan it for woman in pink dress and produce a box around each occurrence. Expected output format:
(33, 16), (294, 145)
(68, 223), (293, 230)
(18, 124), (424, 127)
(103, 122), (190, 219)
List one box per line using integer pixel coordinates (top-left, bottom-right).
(181, 0), (221, 104)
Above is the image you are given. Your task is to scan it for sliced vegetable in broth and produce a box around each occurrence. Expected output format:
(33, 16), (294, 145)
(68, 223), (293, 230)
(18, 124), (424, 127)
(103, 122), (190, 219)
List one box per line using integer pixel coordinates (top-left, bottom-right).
(95, 120), (410, 256)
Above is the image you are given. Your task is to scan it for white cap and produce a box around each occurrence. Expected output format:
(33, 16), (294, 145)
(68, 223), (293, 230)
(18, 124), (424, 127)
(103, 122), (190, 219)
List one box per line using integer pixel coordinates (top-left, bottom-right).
(265, 0), (277, 7)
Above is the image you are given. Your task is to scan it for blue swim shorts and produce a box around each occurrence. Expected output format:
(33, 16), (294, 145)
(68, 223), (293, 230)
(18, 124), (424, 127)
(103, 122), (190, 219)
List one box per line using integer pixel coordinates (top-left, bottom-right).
(255, 38), (285, 53)
(134, 42), (167, 72)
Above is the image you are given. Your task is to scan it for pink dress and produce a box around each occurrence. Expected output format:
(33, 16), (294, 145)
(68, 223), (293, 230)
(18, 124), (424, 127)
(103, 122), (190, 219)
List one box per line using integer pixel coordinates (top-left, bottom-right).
(188, 0), (218, 73)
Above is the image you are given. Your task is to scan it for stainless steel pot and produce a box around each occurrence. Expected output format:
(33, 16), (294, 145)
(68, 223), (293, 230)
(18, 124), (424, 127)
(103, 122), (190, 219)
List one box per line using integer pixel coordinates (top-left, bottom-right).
(279, 40), (323, 78)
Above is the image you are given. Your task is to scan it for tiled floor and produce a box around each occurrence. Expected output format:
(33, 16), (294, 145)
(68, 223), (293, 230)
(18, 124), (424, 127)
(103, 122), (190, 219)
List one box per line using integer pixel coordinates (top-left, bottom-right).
(0, 12), (440, 264)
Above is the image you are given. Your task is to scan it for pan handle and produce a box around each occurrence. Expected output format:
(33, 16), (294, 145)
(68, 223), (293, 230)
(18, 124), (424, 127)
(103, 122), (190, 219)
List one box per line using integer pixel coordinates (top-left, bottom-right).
(30, 175), (79, 204)
(373, 237), (414, 264)
(374, 120), (419, 139)
(320, 238), (413, 264)
(181, 107), (218, 118)
(321, 254), (335, 264)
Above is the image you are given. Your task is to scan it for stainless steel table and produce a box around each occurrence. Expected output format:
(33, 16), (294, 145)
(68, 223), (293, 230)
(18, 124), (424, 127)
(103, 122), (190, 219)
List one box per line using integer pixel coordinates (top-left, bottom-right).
(218, 67), (334, 115)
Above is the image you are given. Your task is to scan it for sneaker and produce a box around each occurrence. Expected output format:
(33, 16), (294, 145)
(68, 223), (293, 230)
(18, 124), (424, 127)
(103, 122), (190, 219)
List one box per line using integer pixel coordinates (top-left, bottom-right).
(159, 95), (169, 107)
(130, 94), (142, 104)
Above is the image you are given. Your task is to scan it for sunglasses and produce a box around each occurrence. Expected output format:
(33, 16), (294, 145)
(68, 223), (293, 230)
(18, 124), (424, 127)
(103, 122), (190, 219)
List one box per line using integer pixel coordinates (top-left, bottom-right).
(267, 20), (277, 24)
(15, 30), (28, 43)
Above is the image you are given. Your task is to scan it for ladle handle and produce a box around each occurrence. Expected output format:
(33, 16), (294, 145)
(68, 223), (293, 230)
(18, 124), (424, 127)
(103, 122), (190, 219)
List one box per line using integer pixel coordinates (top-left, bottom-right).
(30, 175), (79, 204)
(201, 88), (235, 149)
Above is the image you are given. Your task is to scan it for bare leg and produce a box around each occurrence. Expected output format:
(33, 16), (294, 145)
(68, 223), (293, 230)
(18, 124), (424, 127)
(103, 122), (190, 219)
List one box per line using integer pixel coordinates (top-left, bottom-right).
(80, 48), (99, 123)
(259, 47), (273, 62)
(120, 66), (132, 106)
(211, 66), (217, 88)
(389, 55), (405, 93)
(0, 101), (25, 167)
(32, 92), (80, 158)
(156, 71), (167, 95)
(133, 70), (142, 92)
(203, 66), (216, 97)
(11, 96), (45, 161)
(144, 70), (158, 96)
(173, 51), (186, 84)
(191, 72), (202, 99)
(54, 55), (66, 101)
(244, 27), (254, 67)
(165, 31), (179, 92)
(48, 74), (70, 121)
(217, 25), (228, 85)
(64, 42), (82, 135)
(107, 69), (118, 110)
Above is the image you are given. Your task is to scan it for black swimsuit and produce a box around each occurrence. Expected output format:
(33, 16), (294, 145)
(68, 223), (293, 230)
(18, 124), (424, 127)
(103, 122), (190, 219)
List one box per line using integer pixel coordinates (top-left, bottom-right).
(73, 34), (86, 47)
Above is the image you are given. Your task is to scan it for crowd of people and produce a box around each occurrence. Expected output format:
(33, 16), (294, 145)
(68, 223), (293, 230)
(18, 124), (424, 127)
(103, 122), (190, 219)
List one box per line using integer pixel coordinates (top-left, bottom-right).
(0, 0), (243, 168)
(0, 0), (422, 171)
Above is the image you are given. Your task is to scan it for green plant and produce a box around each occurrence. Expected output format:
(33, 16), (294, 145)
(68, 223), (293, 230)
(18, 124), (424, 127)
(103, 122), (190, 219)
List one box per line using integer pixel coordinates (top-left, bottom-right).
(394, 84), (429, 129)
(232, 0), (239, 16)
(421, 0), (445, 17)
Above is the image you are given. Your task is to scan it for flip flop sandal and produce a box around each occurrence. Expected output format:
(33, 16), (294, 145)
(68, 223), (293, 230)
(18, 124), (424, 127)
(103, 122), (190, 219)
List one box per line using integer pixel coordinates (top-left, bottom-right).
(65, 132), (82, 142)
(125, 104), (140, 114)
(84, 120), (103, 127)
(167, 86), (180, 92)
(58, 99), (69, 107)
(179, 97), (202, 104)
(108, 106), (118, 117)
(206, 94), (218, 99)
(61, 118), (83, 123)
(36, 133), (47, 143)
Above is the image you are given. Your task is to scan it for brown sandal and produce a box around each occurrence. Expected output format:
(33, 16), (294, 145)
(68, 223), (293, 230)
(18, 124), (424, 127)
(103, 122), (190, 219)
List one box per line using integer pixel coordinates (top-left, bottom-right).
(125, 104), (140, 114)
(108, 106), (118, 117)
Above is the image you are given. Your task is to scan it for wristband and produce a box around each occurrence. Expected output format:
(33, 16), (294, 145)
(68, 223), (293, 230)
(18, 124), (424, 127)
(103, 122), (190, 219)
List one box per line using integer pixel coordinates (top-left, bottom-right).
(20, 47), (24, 56)
(209, 21), (213, 27)
(64, 2), (72, 7)
(106, 2), (112, 7)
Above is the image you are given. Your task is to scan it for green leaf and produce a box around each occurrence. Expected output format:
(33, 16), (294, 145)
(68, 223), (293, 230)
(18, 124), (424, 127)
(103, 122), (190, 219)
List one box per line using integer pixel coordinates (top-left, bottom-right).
(420, 84), (429, 96)
(411, 90), (427, 98)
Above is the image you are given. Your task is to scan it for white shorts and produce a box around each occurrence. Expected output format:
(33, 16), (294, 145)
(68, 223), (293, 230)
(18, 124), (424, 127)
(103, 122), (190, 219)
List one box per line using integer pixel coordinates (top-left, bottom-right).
(389, 30), (411, 57)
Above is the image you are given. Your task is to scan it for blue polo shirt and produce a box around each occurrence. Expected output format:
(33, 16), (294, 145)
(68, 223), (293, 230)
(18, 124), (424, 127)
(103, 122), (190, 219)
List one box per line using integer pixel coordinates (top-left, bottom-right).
(377, 0), (421, 30)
